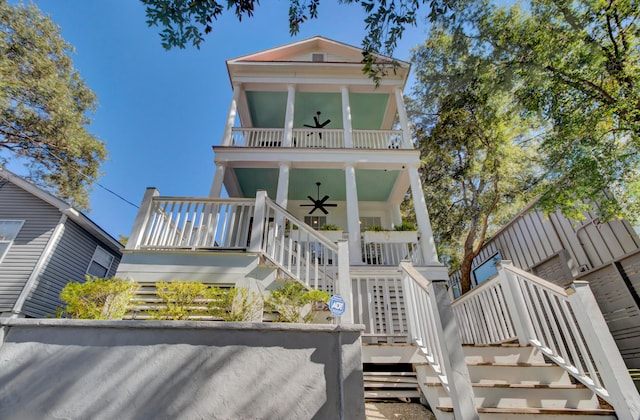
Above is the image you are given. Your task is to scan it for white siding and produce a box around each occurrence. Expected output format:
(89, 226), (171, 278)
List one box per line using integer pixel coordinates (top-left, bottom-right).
(0, 182), (59, 312)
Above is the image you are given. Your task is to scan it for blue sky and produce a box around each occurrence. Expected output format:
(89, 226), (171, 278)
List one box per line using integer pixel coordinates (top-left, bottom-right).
(23, 1), (430, 240)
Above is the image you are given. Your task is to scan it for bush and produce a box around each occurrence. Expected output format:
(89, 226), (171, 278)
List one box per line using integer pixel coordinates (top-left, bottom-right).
(319, 223), (340, 231)
(208, 286), (262, 322)
(394, 221), (417, 231)
(152, 281), (209, 320)
(265, 281), (330, 323)
(58, 276), (138, 320)
(364, 224), (385, 231)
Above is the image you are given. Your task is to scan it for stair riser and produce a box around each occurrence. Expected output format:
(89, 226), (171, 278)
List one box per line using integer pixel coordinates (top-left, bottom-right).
(468, 365), (571, 385)
(435, 387), (598, 410)
(464, 346), (545, 364)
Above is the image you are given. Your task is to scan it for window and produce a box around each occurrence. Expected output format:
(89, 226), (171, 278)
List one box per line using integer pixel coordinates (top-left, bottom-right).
(304, 216), (326, 230)
(473, 252), (502, 285)
(311, 53), (326, 62)
(0, 220), (24, 263)
(87, 246), (114, 278)
(359, 217), (382, 230)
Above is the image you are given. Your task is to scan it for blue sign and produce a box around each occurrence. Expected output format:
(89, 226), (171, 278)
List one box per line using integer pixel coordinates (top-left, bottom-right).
(329, 295), (346, 317)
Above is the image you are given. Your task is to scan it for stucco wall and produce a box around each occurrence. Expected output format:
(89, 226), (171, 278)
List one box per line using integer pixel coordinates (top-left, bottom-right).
(0, 319), (365, 420)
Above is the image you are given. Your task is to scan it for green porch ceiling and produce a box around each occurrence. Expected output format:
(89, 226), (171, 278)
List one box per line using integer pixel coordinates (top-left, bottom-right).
(233, 168), (399, 201)
(244, 91), (389, 129)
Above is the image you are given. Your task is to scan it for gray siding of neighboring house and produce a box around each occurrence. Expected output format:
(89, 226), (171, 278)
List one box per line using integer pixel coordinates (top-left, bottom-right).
(22, 220), (121, 318)
(0, 182), (60, 312)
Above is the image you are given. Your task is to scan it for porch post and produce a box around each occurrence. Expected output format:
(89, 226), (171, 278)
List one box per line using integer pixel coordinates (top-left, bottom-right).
(345, 164), (362, 264)
(249, 190), (267, 253)
(341, 86), (353, 148)
(497, 261), (535, 345)
(283, 85), (295, 147)
(336, 240), (354, 323)
(407, 165), (438, 263)
(275, 162), (291, 208)
(222, 83), (242, 146)
(394, 87), (413, 149)
(274, 162), (291, 232)
(128, 187), (159, 250)
(208, 162), (226, 197)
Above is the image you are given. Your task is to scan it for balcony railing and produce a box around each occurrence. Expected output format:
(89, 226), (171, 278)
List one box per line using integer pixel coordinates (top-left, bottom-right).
(229, 127), (408, 149)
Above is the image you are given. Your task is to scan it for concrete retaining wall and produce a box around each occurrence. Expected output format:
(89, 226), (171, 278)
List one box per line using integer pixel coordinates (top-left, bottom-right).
(0, 319), (365, 420)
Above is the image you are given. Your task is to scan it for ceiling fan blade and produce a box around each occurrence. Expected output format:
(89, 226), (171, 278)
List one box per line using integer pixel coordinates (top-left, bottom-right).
(319, 206), (329, 215)
(303, 124), (314, 128)
(324, 203), (338, 207)
(307, 196), (315, 202)
(300, 204), (315, 207)
(313, 116), (320, 126)
(319, 119), (331, 128)
(318, 195), (330, 204)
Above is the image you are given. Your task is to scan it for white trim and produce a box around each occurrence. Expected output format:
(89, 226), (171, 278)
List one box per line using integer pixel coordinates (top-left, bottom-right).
(11, 215), (67, 316)
(0, 219), (25, 264)
(86, 245), (115, 278)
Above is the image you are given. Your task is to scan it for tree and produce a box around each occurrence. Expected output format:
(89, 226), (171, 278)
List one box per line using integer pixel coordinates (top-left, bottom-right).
(0, 1), (105, 210)
(466, 0), (640, 223)
(409, 23), (542, 293)
(141, 0), (457, 79)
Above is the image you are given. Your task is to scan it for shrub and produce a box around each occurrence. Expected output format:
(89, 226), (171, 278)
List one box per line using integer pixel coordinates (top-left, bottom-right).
(319, 223), (340, 231)
(208, 286), (262, 322)
(152, 281), (209, 320)
(58, 276), (138, 320)
(364, 224), (385, 232)
(265, 281), (330, 323)
(394, 221), (417, 231)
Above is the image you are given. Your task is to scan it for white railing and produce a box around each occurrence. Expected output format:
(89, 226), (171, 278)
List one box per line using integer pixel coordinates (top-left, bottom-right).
(228, 127), (411, 150)
(137, 197), (255, 250)
(353, 130), (404, 149)
(291, 128), (344, 148)
(352, 275), (408, 344)
(400, 261), (478, 419)
(362, 242), (424, 266)
(231, 128), (284, 147)
(259, 198), (340, 292)
(452, 261), (640, 419)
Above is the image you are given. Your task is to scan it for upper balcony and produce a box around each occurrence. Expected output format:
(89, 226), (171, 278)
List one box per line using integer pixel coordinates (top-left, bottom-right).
(229, 128), (407, 150)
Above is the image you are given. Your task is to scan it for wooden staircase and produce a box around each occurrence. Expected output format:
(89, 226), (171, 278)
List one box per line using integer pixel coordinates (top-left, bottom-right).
(417, 342), (617, 419)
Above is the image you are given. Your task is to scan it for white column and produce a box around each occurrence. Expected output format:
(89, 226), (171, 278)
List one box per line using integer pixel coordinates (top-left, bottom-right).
(275, 162), (291, 208)
(407, 165), (439, 263)
(345, 164), (362, 264)
(208, 162), (226, 197)
(341, 86), (353, 148)
(394, 87), (413, 149)
(222, 83), (242, 146)
(283, 85), (295, 147)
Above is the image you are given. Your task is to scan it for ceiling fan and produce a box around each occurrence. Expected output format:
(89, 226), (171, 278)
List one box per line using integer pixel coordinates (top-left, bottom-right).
(300, 182), (338, 215)
(304, 111), (331, 139)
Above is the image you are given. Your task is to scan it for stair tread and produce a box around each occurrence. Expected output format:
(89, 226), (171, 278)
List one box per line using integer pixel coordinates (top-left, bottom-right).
(436, 406), (616, 415)
(472, 382), (587, 389)
(467, 362), (555, 367)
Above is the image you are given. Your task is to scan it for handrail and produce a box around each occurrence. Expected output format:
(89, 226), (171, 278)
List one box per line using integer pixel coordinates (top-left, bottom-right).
(452, 261), (640, 418)
(259, 196), (340, 292)
(400, 261), (478, 419)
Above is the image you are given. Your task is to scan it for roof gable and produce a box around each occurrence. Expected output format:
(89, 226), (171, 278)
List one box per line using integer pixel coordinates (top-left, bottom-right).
(0, 167), (122, 252)
(227, 36), (403, 65)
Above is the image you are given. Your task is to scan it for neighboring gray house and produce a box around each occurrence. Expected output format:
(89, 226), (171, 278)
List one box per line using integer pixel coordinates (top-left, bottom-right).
(0, 167), (123, 318)
(450, 201), (640, 374)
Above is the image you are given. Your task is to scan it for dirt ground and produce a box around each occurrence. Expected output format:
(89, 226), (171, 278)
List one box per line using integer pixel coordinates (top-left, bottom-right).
(365, 402), (436, 419)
